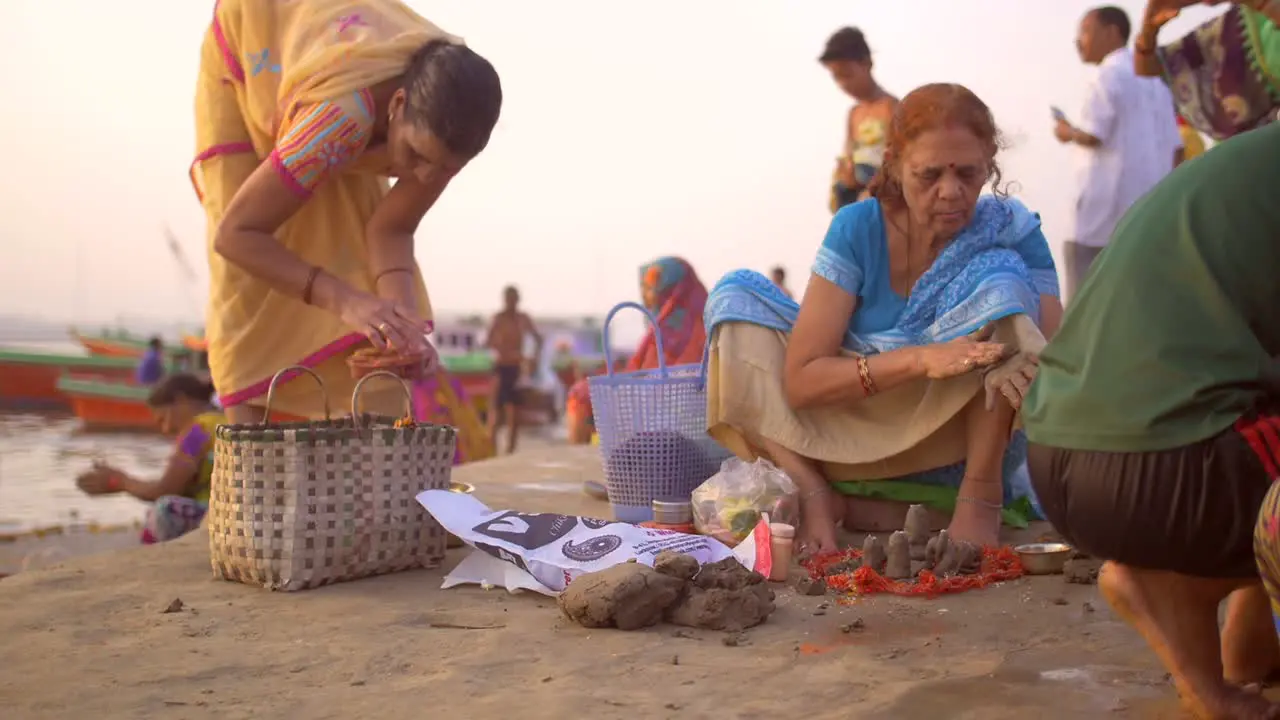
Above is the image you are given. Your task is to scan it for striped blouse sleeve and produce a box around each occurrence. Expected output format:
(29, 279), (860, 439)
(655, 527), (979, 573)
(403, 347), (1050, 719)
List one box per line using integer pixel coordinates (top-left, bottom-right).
(270, 89), (375, 198)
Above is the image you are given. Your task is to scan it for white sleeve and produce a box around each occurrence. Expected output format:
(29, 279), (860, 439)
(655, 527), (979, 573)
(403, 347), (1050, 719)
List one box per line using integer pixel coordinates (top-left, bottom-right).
(1078, 69), (1120, 144)
(1159, 85), (1183, 151)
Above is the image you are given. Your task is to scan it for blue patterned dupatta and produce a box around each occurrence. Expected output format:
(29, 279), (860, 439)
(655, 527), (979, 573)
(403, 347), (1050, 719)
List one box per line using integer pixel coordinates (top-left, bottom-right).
(704, 196), (1050, 352)
(703, 196), (1055, 526)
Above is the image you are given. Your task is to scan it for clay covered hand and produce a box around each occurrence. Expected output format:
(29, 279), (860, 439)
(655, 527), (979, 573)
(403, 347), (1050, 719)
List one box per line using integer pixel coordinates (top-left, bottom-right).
(983, 350), (1039, 410)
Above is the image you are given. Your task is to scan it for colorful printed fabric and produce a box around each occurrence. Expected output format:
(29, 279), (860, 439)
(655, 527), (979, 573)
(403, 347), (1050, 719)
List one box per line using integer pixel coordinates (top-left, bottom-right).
(141, 496), (208, 545)
(175, 411), (226, 503)
(411, 371), (495, 464)
(270, 90), (375, 197)
(1246, 413), (1280, 639)
(566, 257), (709, 443)
(1158, 5), (1280, 141)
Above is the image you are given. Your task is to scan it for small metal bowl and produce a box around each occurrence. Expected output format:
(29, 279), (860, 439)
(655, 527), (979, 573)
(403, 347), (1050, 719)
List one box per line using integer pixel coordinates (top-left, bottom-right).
(446, 482), (476, 548)
(1014, 542), (1073, 575)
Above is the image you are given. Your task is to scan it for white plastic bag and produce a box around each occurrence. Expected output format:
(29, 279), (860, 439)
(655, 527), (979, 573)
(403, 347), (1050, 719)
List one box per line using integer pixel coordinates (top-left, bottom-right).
(692, 458), (799, 547)
(417, 490), (759, 596)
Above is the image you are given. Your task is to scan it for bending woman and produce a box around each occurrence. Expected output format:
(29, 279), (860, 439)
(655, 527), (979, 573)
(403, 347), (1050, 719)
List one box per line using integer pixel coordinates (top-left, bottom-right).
(704, 84), (1062, 555)
(76, 374), (226, 544)
(194, 0), (501, 423)
(565, 257), (709, 444)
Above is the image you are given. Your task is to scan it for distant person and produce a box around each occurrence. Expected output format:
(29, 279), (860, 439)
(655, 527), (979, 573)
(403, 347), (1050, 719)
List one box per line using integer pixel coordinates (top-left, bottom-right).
(135, 337), (165, 385)
(1054, 5), (1181, 300)
(1134, 0), (1280, 140)
(75, 374), (226, 544)
(770, 266), (793, 299)
(485, 286), (543, 455)
(565, 257), (709, 446)
(820, 27), (898, 213)
(191, 0), (501, 423)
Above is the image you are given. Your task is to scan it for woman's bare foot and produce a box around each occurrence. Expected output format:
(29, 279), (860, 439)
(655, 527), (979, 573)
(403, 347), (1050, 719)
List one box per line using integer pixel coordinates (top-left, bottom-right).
(945, 496), (1001, 548)
(1099, 561), (1276, 719)
(798, 490), (840, 558)
(1223, 585), (1280, 686)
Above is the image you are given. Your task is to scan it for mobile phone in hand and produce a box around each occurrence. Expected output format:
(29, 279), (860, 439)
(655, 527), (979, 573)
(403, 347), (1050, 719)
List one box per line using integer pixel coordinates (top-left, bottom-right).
(1051, 106), (1068, 123)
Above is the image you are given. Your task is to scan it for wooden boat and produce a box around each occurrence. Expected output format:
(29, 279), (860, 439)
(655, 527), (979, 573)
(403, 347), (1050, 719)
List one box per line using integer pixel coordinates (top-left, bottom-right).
(55, 376), (159, 431)
(56, 353), (494, 432)
(181, 335), (208, 352)
(71, 330), (151, 358)
(0, 349), (138, 409)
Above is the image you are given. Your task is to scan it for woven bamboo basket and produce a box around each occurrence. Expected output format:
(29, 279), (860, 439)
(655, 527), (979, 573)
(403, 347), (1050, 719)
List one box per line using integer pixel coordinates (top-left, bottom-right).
(208, 367), (456, 591)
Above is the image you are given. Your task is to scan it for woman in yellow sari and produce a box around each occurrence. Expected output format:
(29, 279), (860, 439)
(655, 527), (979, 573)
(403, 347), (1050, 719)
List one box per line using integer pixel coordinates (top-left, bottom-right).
(193, 0), (502, 422)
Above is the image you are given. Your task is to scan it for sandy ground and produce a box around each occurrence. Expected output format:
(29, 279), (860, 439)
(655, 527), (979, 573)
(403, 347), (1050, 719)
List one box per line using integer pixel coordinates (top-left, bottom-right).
(0, 443), (1210, 719)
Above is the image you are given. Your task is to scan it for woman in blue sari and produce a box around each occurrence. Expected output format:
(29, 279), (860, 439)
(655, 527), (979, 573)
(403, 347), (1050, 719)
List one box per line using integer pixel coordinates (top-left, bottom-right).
(704, 84), (1063, 555)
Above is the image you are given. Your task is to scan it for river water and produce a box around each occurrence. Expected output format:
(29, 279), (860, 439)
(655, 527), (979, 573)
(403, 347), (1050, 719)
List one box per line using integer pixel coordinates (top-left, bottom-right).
(0, 340), (169, 531)
(0, 412), (168, 532)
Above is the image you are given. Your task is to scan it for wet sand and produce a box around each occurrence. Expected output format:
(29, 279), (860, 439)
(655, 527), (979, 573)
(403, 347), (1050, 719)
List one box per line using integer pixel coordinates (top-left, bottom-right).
(0, 444), (1218, 719)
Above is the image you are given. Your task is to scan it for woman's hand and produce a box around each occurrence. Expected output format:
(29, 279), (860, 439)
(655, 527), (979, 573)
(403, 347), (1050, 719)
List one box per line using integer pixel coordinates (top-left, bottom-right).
(337, 289), (430, 354)
(983, 351), (1040, 410)
(76, 464), (124, 496)
(1143, 0), (1227, 29)
(914, 331), (1009, 380)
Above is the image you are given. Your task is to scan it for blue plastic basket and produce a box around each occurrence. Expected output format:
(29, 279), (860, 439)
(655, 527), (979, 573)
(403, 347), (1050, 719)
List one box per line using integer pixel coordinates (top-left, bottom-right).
(588, 302), (732, 523)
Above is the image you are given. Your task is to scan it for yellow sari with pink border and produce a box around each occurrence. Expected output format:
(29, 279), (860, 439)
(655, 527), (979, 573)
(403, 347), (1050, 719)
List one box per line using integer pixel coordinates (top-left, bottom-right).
(191, 0), (459, 418)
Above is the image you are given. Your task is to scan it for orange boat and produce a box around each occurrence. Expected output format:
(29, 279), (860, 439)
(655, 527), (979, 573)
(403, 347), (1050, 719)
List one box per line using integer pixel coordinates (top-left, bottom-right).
(0, 349), (139, 409)
(181, 335), (208, 352)
(55, 375), (305, 432)
(71, 331), (152, 359)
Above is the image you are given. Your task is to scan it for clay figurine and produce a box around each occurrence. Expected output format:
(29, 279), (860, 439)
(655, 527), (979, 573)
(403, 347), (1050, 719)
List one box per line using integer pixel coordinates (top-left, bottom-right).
(935, 536), (982, 576)
(926, 529), (949, 570)
(885, 531), (912, 579)
(861, 535), (886, 573)
(904, 504), (930, 561)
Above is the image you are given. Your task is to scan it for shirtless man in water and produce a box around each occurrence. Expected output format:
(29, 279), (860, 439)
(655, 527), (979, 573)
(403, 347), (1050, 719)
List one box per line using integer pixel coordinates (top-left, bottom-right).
(485, 285), (542, 455)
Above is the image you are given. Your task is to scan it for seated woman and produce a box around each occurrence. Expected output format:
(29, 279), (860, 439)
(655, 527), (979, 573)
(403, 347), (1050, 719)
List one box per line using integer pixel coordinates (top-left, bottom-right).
(1025, 112), (1280, 720)
(75, 374), (225, 544)
(704, 83), (1062, 555)
(565, 256), (709, 445)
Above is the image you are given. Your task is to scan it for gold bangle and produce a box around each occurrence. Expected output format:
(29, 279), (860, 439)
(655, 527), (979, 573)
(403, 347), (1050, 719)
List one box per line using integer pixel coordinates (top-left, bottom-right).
(856, 355), (878, 397)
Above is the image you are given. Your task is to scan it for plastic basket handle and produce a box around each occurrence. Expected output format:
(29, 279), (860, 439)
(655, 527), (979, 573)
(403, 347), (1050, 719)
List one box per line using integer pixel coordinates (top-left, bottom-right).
(351, 371), (414, 427)
(263, 365), (330, 422)
(601, 301), (668, 378)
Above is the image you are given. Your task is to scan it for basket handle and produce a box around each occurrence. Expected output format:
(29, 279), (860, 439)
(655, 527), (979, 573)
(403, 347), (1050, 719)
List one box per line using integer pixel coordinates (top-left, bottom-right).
(350, 370), (414, 427)
(602, 301), (668, 378)
(263, 365), (330, 423)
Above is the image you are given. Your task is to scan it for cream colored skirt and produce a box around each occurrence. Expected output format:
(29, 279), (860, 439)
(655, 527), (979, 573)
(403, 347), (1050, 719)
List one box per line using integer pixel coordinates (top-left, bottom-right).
(706, 322), (984, 481)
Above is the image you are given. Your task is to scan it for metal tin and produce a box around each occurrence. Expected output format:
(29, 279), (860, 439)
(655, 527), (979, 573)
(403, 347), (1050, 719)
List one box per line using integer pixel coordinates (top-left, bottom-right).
(651, 498), (693, 525)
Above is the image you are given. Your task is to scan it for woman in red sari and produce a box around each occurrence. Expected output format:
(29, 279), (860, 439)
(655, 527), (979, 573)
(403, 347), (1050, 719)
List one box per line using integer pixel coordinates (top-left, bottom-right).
(566, 257), (709, 446)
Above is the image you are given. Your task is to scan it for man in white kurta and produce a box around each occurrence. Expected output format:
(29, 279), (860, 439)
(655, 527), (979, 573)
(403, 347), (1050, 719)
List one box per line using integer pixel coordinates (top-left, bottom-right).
(1054, 5), (1182, 300)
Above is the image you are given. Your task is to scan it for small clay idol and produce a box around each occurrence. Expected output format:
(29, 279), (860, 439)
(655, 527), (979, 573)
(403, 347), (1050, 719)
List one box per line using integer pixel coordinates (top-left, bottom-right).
(904, 504), (930, 561)
(861, 535), (886, 573)
(926, 529), (950, 570)
(885, 531), (912, 579)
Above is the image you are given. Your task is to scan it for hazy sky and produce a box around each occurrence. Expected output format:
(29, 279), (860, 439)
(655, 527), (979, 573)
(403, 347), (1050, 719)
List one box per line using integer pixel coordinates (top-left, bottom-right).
(0, 0), (1218, 340)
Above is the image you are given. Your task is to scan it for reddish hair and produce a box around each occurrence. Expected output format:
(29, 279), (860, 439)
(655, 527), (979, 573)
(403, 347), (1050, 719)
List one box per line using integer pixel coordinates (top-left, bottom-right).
(867, 83), (1006, 207)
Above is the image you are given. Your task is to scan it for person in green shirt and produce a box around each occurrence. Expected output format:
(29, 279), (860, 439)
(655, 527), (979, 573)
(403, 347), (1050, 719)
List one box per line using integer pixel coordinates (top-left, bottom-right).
(1022, 120), (1280, 720)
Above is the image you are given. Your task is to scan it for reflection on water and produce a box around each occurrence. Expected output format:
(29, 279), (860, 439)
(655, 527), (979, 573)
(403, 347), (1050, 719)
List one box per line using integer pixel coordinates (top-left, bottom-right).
(0, 412), (170, 530)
